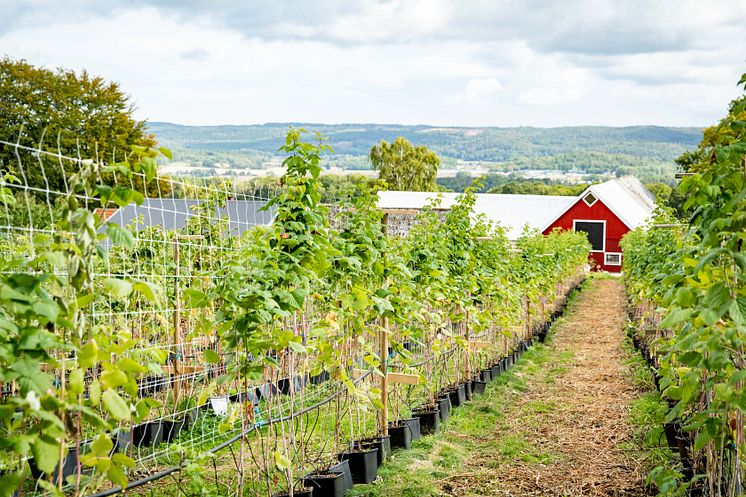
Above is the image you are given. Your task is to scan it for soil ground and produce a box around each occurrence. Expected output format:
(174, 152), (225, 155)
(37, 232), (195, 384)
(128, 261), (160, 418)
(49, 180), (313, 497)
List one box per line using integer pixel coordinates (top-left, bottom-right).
(349, 277), (668, 497)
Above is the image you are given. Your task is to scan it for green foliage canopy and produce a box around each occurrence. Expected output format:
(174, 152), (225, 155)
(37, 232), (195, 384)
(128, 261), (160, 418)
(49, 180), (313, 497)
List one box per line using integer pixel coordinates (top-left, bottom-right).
(370, 137), (440, 191)
(0, 57), (157, 195)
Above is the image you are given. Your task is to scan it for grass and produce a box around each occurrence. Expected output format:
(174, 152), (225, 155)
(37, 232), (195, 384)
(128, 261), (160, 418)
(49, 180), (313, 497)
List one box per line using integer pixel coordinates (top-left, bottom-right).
(346, 342), (566, 497)
(621, 328), (677, 477)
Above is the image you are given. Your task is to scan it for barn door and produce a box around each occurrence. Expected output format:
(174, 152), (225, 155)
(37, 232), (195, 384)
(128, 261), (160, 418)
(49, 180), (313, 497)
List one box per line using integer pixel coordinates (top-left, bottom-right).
(572, 220), (605, 252)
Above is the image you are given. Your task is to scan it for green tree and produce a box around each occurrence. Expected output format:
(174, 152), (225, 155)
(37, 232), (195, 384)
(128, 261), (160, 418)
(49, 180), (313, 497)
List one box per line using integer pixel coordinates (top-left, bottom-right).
(370, 137), (439, 191)
(0, 57), (157, 195)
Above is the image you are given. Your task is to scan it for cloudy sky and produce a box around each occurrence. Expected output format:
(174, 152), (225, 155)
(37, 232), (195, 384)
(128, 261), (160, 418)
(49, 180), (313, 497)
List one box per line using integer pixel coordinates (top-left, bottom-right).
(2, 0), (745, 127)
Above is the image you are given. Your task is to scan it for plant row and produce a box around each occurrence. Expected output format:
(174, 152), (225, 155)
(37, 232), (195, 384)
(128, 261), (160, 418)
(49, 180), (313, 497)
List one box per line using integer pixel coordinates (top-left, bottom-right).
(0, 129), (591, 497)
(622, 75), (746, 496)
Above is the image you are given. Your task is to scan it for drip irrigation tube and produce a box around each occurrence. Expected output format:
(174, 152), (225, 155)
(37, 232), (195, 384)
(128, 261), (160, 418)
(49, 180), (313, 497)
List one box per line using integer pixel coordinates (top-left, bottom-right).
(87, 370), (374, 497)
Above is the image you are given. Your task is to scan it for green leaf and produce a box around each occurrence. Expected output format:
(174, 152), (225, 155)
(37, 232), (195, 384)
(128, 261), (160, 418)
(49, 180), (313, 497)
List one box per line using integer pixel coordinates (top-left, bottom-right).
(31, 300), (59, 322)
(729, 300), (744, 325)
(273, 450), (292, 471)
(31, 436), (60, 474)
(288, 340), (307, 354)
(78, 341), (99, 369)
(133, 280), (159, 305)
(106, 223), (135, 249)
(0, 473), (21, 497)
(102, 278), (133, 300)
(158, 147), (173, 160)
(107, 464), (128, 488)
(101, 369), (128, 389)
(204, 349), (220, 364)
(112, 452), (135, 468)
(69, 368), (84, 395)
(102, 389), (131, 421)
(91, 434), (113, 456)
(660, 308), (691, 328)
(89, 380), (101, 405)
(117, 357), (147, 375)
(184, 288), (209, 308)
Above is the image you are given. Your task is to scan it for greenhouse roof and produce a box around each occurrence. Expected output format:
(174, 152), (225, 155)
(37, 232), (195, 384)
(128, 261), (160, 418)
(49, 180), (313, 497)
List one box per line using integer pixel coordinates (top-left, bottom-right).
(102, 199), (275, 238)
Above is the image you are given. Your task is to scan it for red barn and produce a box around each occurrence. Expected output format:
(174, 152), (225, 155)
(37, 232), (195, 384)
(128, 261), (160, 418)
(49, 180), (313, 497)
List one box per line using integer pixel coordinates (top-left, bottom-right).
(541, 177), (656, 272)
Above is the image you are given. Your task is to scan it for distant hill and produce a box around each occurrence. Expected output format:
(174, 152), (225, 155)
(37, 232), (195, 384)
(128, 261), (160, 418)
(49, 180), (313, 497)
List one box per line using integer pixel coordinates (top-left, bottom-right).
(147, 122), (702, 183)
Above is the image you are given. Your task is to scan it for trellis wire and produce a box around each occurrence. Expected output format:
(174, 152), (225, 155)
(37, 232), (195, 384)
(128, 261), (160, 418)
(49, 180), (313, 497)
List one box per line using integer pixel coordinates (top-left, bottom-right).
(0, 133), (578, 497)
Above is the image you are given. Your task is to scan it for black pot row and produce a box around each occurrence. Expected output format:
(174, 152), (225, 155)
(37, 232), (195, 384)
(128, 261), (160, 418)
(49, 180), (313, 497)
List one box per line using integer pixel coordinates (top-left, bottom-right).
(274, 280), (587, 497)
(275, 436), (392, 497)
(626, 322), (701, 493)
(27, 404), (203, 482)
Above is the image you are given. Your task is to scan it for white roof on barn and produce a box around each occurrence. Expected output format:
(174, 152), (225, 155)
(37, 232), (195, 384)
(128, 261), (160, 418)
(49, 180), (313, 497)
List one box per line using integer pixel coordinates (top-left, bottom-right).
(542, 176), (656, 231)
(377, 191), (575, 239)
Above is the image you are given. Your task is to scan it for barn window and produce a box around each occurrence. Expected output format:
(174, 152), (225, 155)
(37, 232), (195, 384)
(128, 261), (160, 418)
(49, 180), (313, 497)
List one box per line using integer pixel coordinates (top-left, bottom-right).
(573, 220), (605, 252)
(605, 253), (622, 266)
(582, 192), (598, 206)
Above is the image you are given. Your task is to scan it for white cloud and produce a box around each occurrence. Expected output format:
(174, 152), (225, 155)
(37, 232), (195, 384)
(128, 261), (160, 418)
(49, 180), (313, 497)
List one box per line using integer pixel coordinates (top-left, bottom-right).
(0, 1), (744, 127)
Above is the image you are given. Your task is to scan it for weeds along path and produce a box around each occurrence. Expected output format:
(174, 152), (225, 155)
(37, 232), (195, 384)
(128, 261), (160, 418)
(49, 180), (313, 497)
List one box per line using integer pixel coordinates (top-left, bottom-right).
(351, 278), (652, 497)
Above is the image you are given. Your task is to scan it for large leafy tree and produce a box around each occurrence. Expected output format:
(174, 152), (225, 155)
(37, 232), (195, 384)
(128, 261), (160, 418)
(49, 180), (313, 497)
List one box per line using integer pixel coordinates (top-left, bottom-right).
(370, 137), (440, 191)
(0, 57), (157, 194)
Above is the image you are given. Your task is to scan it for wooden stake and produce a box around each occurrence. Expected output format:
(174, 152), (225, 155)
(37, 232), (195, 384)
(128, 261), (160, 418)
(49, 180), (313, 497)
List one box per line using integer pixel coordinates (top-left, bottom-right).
(379, 318), (389, 435)
(464, 309), (471, 381)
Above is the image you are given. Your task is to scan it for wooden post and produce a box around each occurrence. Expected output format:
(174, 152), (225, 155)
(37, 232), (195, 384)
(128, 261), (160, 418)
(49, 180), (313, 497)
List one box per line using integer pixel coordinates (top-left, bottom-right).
(379, 317), (389, 436)
(464, 309), (471, 381)
(379, 213), (389, 436)
(172, 235), (204, 403)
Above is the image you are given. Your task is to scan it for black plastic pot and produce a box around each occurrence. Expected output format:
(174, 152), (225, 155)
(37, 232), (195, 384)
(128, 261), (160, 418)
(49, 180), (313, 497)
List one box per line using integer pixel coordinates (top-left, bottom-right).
(663, 421), (680, 451)
(388, 422), (412, 450)
(137, 375), (165, 396)
(448, 384), (466, 407)
(437, 396), (451, 421)
(413, 408), (440, 435)
(480, 368), (492, 382)
(310, 370), (331, 385)
(302, 471), (346, 497)
(278, 375), (305, 395)
(464, 380), (473, 401)
(328, 459), (353, 492)
(229, 389), (260, 405)
(403, 417), (421, 440)
(338, 448), (378, 484)
(117, 422), (157, 451)
(499, 357), (508, 373)
(359, 436), (391, 465)
(255, 381), (279, 400)
(490, 363), (500, 379)
(472, 380), (487, 395)
(160, 416), (190, 442)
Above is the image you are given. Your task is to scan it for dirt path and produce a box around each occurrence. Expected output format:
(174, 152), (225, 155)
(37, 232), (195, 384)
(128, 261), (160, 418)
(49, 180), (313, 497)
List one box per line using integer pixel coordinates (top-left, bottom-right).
(468, 277), (648, 496)
(351, 277), (652, 497)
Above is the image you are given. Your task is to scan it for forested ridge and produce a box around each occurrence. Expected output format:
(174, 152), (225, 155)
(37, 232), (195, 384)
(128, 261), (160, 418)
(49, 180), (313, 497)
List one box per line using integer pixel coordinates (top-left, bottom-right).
(149, 122), (702, 182)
